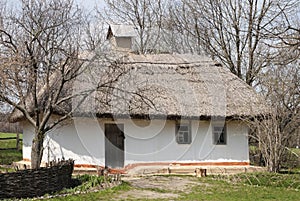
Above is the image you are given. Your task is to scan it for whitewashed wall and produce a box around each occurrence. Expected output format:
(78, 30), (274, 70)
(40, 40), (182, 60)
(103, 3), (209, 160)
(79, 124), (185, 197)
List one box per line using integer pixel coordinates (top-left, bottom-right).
(22, 118), (249, 166)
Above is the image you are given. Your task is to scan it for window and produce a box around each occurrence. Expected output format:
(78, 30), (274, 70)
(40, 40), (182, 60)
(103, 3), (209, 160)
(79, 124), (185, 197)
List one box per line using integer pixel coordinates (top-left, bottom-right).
(213, 125), (227, 145)
(176, 124), (191, 144)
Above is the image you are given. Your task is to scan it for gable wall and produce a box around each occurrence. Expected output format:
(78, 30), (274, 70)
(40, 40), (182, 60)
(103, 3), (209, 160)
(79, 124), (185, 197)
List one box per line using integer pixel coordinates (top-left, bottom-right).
(115, 37), (132, 49)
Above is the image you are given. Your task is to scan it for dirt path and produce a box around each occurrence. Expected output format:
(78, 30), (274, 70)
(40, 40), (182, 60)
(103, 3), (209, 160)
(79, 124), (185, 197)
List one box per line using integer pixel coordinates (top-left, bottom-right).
(116, 175), (204, 200)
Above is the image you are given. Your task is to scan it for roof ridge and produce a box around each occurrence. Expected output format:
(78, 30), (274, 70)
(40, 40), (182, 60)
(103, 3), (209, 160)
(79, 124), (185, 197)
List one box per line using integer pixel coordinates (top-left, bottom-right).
(119, 61), (215, 65)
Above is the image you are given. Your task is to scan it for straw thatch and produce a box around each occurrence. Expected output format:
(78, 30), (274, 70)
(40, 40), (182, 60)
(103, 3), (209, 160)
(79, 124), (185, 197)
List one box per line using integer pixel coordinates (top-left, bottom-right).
(10, 52), (268, 122)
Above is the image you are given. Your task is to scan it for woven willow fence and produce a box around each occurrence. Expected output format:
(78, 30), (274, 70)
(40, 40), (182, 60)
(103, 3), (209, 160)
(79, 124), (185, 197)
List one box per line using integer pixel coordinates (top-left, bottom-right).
(0, 159), (74, 199)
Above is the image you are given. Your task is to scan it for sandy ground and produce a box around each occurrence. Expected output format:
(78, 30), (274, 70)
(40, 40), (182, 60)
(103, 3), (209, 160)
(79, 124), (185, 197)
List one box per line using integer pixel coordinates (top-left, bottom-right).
(117, 175), (205, 200)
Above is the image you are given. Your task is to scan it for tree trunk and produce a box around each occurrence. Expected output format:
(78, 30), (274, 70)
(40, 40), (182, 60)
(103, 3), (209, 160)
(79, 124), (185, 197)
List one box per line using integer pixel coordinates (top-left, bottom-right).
(31, 131), (44, 169)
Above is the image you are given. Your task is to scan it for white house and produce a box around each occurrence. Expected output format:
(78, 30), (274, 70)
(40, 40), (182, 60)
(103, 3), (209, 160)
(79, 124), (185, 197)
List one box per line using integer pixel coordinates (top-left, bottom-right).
(12, 25), (267, 172)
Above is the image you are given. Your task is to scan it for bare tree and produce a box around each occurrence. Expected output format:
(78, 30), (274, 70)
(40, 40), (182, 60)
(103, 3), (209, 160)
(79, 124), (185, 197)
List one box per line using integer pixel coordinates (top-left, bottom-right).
(170, 0), (298, 86)
(248, 58), (299, 172)
(248, 6), (300, 172)
(0, 0), (86, 168)
(0, 0), (119, 168)
(82, 10), (108, 51)
(268, 6), (300, 64)
(103, 0), (167, 54)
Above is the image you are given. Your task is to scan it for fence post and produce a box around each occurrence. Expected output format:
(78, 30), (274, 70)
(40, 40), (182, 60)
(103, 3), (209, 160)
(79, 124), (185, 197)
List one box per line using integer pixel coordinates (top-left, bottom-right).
(16, 133), (20, 151)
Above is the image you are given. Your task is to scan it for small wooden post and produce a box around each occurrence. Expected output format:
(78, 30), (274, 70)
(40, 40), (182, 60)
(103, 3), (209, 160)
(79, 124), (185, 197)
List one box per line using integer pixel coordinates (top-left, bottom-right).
(16, 133), (20, 151)
(195, 168), (207, 177)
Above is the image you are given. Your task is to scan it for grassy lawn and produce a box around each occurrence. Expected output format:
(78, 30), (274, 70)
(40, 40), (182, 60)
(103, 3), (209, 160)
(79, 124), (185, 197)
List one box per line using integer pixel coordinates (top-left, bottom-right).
(0, 132), (23, 138)
(184, 182), (299, 201)
(48, 182), (132, 201)
(0, 132), (22, 165)
(183, 174), (300, 201)
(32, 172), (300, 201)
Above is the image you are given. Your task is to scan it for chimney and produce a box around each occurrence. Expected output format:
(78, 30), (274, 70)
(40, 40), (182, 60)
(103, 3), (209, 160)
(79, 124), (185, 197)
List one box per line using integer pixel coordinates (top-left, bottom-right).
(106, 24), (136, 50)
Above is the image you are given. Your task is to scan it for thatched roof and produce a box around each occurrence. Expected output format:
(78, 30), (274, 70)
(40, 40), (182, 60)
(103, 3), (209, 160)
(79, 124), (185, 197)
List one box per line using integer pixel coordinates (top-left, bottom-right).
(10, 52), (268, 122)
(74, 53), (268, 119)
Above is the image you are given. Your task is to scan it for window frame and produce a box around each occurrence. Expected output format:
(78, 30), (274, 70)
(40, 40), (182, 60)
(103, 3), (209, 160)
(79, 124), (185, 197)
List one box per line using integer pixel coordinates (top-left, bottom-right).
(213, 125), (227, 145)
(175, 124), (191, 144)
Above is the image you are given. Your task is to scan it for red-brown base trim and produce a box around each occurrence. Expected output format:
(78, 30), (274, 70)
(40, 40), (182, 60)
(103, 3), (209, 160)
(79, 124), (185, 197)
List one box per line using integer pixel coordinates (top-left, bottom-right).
(22, 158), (249, 174)
(22, 158), (126, 174)
(124, 161), (250, 170)
(74, 164), (98, 168)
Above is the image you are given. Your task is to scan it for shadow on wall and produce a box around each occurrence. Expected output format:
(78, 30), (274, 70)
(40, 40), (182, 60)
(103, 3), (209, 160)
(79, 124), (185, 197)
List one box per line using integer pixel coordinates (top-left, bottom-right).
(43, 122), (103, 165)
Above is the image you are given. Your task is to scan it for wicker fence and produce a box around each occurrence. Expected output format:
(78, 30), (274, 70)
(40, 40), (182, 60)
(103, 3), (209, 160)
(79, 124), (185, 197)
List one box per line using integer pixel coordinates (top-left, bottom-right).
(0, 159), (74, 199)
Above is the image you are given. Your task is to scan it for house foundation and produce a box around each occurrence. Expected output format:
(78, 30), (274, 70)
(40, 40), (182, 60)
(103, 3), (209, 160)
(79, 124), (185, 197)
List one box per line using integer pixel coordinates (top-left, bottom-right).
(13, 160), (266, 176)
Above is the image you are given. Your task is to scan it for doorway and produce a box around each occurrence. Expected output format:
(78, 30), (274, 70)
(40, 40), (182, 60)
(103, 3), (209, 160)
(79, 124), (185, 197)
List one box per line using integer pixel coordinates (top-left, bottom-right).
(104, 124), (125, 168)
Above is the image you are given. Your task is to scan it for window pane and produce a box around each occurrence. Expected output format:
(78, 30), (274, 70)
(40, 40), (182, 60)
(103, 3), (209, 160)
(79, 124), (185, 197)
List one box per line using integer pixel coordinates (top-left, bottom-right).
(176, 124), (191, 144)
(214, 127), (222, 132)
(213, 126), (226, 145)
(184, 132), (189, 142)
(219, 133), (225, 143)
(179, 126), (188, 131)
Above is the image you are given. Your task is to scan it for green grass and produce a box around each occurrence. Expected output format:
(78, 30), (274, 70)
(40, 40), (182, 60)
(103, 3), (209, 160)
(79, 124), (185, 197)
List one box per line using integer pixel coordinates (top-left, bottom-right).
(0, 132), (23, 138)
(51, 182), (131, 201)
(182, 179), (300, 201)
(0, 149), (22, 165)
(0, 132), (23, 165)
(0, 132), (23, 148)
(0, 166), (16, 172)
(181, 173), (300, 201)
(238, 172), (299, 189)
(63, 174), (108, 193)
(48, 182), (132, 201)
(42, 176), (132, 201)
(249, 145), (258, 152)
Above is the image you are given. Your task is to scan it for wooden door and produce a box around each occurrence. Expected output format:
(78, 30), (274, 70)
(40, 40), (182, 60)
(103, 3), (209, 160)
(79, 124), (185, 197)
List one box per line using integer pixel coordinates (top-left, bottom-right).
(105, 124), (125, 168)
